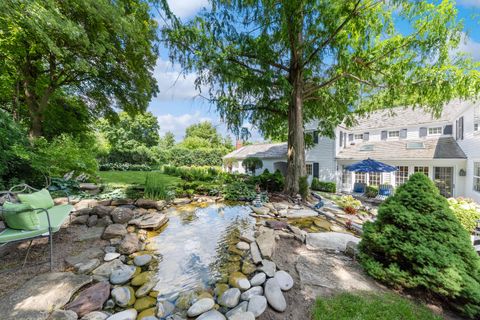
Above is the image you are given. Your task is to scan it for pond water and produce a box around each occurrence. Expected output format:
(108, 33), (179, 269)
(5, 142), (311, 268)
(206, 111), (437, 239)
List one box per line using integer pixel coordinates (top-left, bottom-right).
(147, 203), (255, 300)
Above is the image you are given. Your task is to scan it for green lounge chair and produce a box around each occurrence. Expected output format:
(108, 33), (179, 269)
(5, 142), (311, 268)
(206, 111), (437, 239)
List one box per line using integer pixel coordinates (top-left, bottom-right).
(0, 184), (73, 271)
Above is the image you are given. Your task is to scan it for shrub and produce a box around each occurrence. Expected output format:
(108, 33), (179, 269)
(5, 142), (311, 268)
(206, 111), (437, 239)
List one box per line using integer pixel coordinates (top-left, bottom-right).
(299, 176), (309, 199)
(359, 173), (480, 318)
(254, 169), (285, 192)
(144, 172), (176, 200)
(242, 157), (263, 175)
(162, 165), (221, 182)
(365, 185), (379, 198)
(448, 197), (480, 233)
(311, 178), (336, 193)
(223, 180), (257, 201)
(99, 163), (152, 171)
(337, 195), (362, 210)
(165, 147), (226, 167)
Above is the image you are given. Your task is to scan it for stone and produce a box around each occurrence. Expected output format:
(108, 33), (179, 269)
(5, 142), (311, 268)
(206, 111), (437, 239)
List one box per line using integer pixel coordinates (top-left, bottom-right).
(306, 232), (360, 252)
(130, 213), (168, 229)
(87, 215), (99, 227)
(173, 198), (191, 205)
(118, 233), (141, 254)
(265, 220), (288, 230)
(104, 252), (120, 262)
(251, 206), (270, 215)
(239, 232), (255, 244)
(256, 227), (275, 259)
(134, 296), (156, 311)
(225, 301), (248, 318)
(237, 278), (251, 290)
(218, 288), (241, 308)
(54, 197), (70, 206)
(258, 260), (276, 277)
(345, 241), (359, 258)
(136, 281), (156, 297)
(247, 295), (267, 317)
(65, 282), (110, 317)
(156, 300), (174, 318)
(0, 272), (91, 320)
(229, 312), (255, 320)
(104, 299), (115, 309)
(241, 261), (256, 275)
(249, 272), (266, 286)
(49, 310), (78, 320)
(196, 310), (226, 320)
(66, 247), (104, 267)
(75, 199), (98, 210)
(274, 270), (294, 291)
(249, 242), (262, 264)
(131, 271), (155, 286)
(264, 278), (286, 312)
(75, 258), (101, 274)
(137, 307), (157, 320)
(214, 283), (229, 298)
(236, 241), (250, 250)
(111, 286), (136, 307)
(110, 264), (136, 284)
(80, 311), (109, 320)
(111, 199), (132, 206)
(134, 254), (152, 266)
(135, 199), (158, 209)
(97, 216), (113, 227)
(288, 226), (307, 243)
(111, 207), (134, 224)
(72, 215), (89, 225)
(97, 199), (112, 206)
(76, 226), (106, 242)
(103, 224), (127, 240)
(106, 309), (137, 320)
(73, 208), (93, 216)
(282, 208), (317, 218)
(92, 260), (124, 280)
(228, 272), (248, 289)
(155, 200), (167, 210)
(187, 298), (215, 317)
(92, 205), (113, 218)
(176, 291), (197, 310)
(240, 286), (263, 301)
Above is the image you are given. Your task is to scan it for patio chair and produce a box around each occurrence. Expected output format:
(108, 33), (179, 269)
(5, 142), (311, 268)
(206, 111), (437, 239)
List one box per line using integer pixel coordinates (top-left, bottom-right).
(374, 184), (394, 201)
(0, 184), (73, 271)
(352, 182), (367, 197)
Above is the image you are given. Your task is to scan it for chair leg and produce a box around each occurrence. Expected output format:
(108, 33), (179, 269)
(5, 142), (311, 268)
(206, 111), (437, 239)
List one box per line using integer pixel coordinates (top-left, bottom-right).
(49, 231), (53, 272)
(22, 239), (34, 268)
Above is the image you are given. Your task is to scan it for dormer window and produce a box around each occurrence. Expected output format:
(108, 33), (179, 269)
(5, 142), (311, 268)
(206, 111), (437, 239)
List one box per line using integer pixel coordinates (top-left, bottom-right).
(407, 142), (425, 149)
(354, 134), (363, 140)
(360, 144), (374, 151)
(388, 131), (400, 138)
(428, 127), (442, 135)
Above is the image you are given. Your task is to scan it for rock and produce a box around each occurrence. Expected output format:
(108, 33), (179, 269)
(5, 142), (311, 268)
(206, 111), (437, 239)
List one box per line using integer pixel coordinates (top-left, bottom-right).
(236, 241), (250, 251)
(54, 197), (70, 206)
(97, 199), (112, 206)
(102, 224), (127, 240)
(282, 208), (317, 218)
(92, 260), (124, 280)
(104, 246), (116, 253)
(197, 310), (226, 320)
(92, 206), (113, 218)
(247, 295), (267, 317)
(75, 258), (101, 274)
(239, 232), (255, 244)
(288, 226), (307, 243)
(249, 273), (266, 286)
(80, 311), (109, 320)
(97, 216), (113, 227)
(229, 312), (255, 320)
(345, 241), (359, 258)
(225, 301), (248, 318)
(111, 286), (136, 307)
(104, 299), (115, 309)
(106, 309), (137, 320)
(136, 281), (156, 297)
(264, 278), (286, 312)
(72, 215), (89, 225)
(75, 199), (98, 210)
(118, 233), (141, 254)
(49, 310), (78, 320)
(111, 199), (133, 206)
(111, 207), (134, 224)
(173, 198), (191, 205)
(134, 254), (152, 267)
(137, 307), (157, 320)
(258, 260), (276, 277)
(187, 298), (215, 317)
(66, 246), (102, 268)
(241, 261), (256, 275)
(214, 283), (229, 298)
(229, 272), (249, 289)
(306, 232), (360, 252)
(131, 271), (155, 286)
(135, 199), (158, 209)
(87, 215), (99, 227)
(256, 227), (275, 259)
(155, 200), (167, 210)
(74, 208), (93, 216)
(104, 253), (120, 262)
(65, 282), (110, 317)
(249, 242), (262, 264)
(134, 296), (156, 311)
(176, 291), (197, 310)
(274, 270), (294, 291)
(218, 288), (241, 308)
(0, 272), (92, 320)
(251, 206), (270, 215)
(273, 202), (289, 211)
(110, 264), (136, 284)
(240, 286), (263, 301)
(265, 220), (288, 230)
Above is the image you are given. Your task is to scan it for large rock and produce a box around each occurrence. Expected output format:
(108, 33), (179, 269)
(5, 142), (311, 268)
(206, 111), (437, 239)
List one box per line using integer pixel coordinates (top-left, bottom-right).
(118, 234), (141, 255)
(250, 242), (262, 264)
(111, 286), (136, 307)
(96, 216), (113, 227)
(102, 224), (127, 240)
(87, 215), (98, 227)
(92, 205), (113, 218)
(197, 310), (226, 320)
(256, 227), (275, 259)
(0, 272), (91, 320)
(110, 264), (136, 285)
(247, 295), (267, 317)
(65, 247), (104, 267)
(274, 270), (294, 291)
(258, 260), (276, 278)
(306, 232), (360, 252)
(135, 199), (157, 209)
(75, 199), (98, 210)
(264, 278), (286, 312)
(65, 282), (110, 317)
(111, 207), (134, 224)
(106, 309), (137, 320)
(92, 260), (124, 280)
(218, 288), (241, 308)
(265, 220), (288, 230)
(251, 206), (270, 215)
(128, 213), (168, 229)
(72, 215), (89, 225)
(173, 198), (191, 205)
(281, 208), (317, 218)
(187, 298), (215, 317)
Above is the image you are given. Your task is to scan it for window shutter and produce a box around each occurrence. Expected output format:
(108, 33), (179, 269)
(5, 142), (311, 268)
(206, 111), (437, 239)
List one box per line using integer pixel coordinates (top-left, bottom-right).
(339, 132), (343, 147)
(381, 131), (388, 140)
(344, 133), (347, 146)
(456, 120), (459, 139)
(363, 132), (369, 141)
(313, 162), (319, 178)
(348, 133), (354, 142)
(419, 127), (427, 138)
(400, 129), (407, 139)
(313, 131), (319, 144)
(459, 117), (464, 140)
(443, 125), (453, 135)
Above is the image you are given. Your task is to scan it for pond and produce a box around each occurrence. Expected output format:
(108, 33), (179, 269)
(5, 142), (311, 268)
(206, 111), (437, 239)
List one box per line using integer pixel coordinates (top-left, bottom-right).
(146, 203), (255, 300)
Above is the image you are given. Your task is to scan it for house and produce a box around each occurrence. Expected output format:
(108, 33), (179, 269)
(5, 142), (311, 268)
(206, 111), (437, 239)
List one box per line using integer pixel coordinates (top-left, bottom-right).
(223, 100), (480, 202)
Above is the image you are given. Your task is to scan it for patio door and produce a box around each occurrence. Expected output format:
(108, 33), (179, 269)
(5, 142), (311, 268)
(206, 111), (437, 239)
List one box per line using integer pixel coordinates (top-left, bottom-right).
(434, 167), (454, 197)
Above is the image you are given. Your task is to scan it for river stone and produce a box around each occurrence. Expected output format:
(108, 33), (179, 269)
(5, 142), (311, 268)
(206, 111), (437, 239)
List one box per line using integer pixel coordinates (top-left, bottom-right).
(229, 311), (255, 320)
(97, 216), (113, 227)
(214, 283), (229, 298)
(111, 207), (134, 224)
(274, 270), (294, 291)
(92, 205), (113, 217)
(87, 215), (99, 227)
(218, 288), (241, 308)
(103, 224), (127, 240)
(110, 264), (136, 284)
(65, 282), (110, 317)
(106, 309), (137, 320)
(111, 286), (136, 307)
(75, 258), (101, 274)
(72, 215), (89, 225)
(258, 260), (276, 277)
(264, 278), (286, 312)
(134, 296), (156, 311)
(134, 254), (152, 266)
(249, 273), (266, 286)
(251, 206), (270, 215)
(228, 272), (248, 289)
(197, 310), (226, 320)
(136, 280), (156, 297)
(135, 199), (158, 209)
(129, 213), (169, 229)
(80, 311), (109, 320)
(225, 301), (248, 318)
(104, 252), (120, 262)
(118, 234), (141, 255)
(186, 298), (215, 317)
(241, 261), (256, 275)
(131, 271), (155, 286)
(237, 278), (251, 290)
(256, 227), (275, 259)
(240, 286), (263, 301)
(239, 233), (255, 244)
(247, 295), (267, 317)
(236, 241), (250, 250)
(306, 232), (360, 252)
(0, 272), (91, 320)
(92, 260), (124, 280)
(249, 242), (262, 264)
(137, 307), (157, 320)
(49, 310), (78, 320)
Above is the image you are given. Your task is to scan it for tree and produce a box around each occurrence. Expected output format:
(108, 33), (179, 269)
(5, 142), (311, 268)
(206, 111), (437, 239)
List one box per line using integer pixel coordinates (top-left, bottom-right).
(184, 121), (223, 146)
(242, 157), (263, 175)
(159, 0), (479, 195)
(0, 0), (158, 137)
(359, 173), (480, 318)
(161, 131), (176, 149)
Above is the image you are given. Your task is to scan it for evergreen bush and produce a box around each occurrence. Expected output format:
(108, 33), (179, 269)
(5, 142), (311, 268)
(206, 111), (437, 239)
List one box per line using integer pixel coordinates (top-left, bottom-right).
(311, 178), (336, 193)
(359, 173), (480, 318)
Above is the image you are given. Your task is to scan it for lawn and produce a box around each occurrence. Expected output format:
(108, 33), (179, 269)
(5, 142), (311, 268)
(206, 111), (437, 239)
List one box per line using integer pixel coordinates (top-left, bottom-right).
(312, 292), (441, 320)
(98, 171), (181, 188)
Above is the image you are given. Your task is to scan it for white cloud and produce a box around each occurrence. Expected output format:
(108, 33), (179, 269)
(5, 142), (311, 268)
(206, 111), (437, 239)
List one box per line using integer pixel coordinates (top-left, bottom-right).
(157, 111), (212, 139)
(167, 0), (209, 19)
(456, 0), (480, 7)
(455, 33), (480, 61)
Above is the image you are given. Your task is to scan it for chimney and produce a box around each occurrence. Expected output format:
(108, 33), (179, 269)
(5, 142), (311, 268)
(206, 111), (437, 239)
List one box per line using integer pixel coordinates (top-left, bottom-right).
(236, 139), (243, 150)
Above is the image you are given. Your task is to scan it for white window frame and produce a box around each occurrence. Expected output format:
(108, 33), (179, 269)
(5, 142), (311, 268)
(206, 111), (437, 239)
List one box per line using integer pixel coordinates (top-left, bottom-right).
(354, 133), (364, 140)
(474, 162), (480, 193)
(306, 163), (313, 176)
(428, 127), (442, 135)
(396, 166), (409, 185)
(414, 166), (429, 177)
(369, 172), (382, 186)
(388, 130), (400, 138)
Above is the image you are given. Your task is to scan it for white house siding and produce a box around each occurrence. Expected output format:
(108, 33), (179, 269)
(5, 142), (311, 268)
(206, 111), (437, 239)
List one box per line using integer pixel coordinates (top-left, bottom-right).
(305, 136), (338, 184)
(228, 158), (286, 176)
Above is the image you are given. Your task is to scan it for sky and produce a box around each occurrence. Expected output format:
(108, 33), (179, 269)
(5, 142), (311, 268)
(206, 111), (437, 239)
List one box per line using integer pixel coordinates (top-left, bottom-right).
(148, 0), (480, 141)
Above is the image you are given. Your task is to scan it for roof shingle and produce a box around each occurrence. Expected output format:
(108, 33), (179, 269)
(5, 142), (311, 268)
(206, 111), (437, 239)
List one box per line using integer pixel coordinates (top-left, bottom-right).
(223, 143), (288, 160)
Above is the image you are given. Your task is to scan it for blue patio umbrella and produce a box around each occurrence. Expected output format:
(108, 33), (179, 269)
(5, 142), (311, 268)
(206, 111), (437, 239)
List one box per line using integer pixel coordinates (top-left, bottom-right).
(346, 158), (397, 173)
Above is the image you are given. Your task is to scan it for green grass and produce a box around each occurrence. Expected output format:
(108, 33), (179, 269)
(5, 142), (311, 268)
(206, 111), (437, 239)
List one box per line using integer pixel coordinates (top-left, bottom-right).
(312, 292), (441, 320)
(98, 171), (180, 188)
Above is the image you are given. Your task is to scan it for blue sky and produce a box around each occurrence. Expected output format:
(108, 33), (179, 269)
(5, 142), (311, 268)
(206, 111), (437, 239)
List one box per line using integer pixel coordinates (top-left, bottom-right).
(149, 0), (480, 141)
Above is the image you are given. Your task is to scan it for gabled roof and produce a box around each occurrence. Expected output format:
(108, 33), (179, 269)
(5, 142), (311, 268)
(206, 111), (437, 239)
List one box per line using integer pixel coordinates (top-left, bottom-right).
(336, 137), (467, 160)
(223, 143), (288, 160)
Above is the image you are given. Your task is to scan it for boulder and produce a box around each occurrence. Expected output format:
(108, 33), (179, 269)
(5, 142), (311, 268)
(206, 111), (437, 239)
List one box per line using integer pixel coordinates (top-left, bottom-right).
(155, 200), (167, 210)
(135, 199), (158, 209)
(306, 232), (360, 252)
(102, 224), (127, 240)
(264, 278), (286, 312)
(75, 199), (98, 210)
(111, 199), (133, 206)
(111, 207), (134, 224)
(247, 295), (267, 317)
(74, 208), (92, 216)
(274, 270), (294, 291)
(96, 216), (113, 227)
(65, 282), (110, 317)
(87, 215), (98, 227)
(187, 298), (215, 317)
(72, 215), (89, 225)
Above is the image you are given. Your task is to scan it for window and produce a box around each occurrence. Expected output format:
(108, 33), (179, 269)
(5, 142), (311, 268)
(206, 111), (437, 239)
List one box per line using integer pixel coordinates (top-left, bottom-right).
(306, 163), (313, 176)
(475, 122), (479, 132)
(406, 142), (425, 149)
(474, 162), (480, 192)
(354, 134), (364, 140)
(414, 166), (429, 177)
(388, 131), (400, 138)
(360, 144), (374, 151)
(355, 172), (366, 183)
(369, 172), (381, 186)
(396, 166), (409, 185)
(428, 127), (442, 135)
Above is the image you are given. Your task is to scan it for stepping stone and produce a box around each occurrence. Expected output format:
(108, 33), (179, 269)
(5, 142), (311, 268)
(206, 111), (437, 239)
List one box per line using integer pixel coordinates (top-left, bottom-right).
(256, 227), (275, 259)
(264, 278), (286, 312)
(306, 232), (360, 252)
(128, 213), (168, 229)
(250, 241), (262, 264)
(65, 281), (110, 317)
(258, 260), (276, 277)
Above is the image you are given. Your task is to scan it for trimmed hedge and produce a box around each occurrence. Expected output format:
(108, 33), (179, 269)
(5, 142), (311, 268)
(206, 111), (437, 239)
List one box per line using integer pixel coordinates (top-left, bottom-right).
(311, 178), (336, 193)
